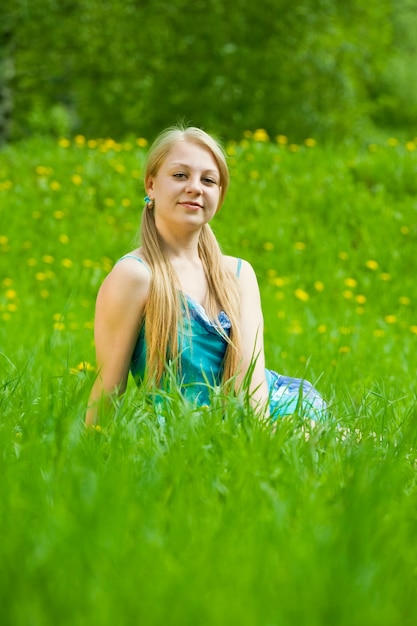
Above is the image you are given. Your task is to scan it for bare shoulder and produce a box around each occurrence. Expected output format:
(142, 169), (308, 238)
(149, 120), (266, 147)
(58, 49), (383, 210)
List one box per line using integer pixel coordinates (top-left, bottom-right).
(223, 255), (258, 282)
(97, 251), (151, 312)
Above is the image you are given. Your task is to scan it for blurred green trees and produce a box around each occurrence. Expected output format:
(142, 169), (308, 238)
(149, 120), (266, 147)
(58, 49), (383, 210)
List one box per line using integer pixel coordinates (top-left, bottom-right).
(2, 0), (417, 142)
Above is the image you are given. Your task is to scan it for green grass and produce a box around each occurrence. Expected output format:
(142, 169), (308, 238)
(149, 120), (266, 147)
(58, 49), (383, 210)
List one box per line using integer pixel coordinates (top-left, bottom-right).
(1, 131), (417, 625)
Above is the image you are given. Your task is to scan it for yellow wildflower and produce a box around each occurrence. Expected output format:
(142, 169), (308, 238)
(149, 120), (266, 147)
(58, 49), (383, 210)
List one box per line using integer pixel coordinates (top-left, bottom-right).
(294, 288), (309, 302)
(365, 259), (379, 270)
(253, 128), (269, 142)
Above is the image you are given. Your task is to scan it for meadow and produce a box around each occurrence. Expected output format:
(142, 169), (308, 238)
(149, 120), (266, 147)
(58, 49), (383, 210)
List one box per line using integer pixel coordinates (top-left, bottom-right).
(1, 130), (417, 625)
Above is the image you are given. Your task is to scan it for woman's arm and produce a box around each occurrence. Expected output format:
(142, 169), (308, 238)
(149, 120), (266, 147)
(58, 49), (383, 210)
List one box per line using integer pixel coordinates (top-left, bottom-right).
(85, 259), (150, 425)
(230, 258), (270, 418)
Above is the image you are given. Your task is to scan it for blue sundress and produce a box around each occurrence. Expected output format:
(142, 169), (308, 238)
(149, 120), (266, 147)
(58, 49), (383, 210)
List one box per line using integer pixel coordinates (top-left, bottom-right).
(122, 256), (327, 420)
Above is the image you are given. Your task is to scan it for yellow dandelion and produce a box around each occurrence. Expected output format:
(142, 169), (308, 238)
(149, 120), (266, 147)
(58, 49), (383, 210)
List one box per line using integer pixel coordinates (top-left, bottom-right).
(58, 138), (71, 148)
(276, 135), (288, 145)
(82, 259), (95, 268)
(42, 255), (54, 264)
(136, 137), (148, 147)
(343, 290), (353, 299)
(105, 198), (115, 207)
(53, 313), (63, 321)
(101, 257), (113, 272)
(263, 241), (274, 251)
(70, 361), (95, 374)
(59, 234), (70, 244)
(273, 277), (285, 287)
(131, 169), (142, 180)
(289, 321), (303, 334)
(0, 236), (9, 245)
(305, 138), (316, 148)
(318, 324), (327, 334)
(339, 346), (351, 354)
(294, 288), (309, 302)
(71, 174), (83, 185)
(314, 281), (324, 292)
(84, 321), (94, 329)
(380, 272), (391, 281)
(75, 135), (85, 146)
(385, 315), (397, 324)
(122, 198), (131, 208)
(344, 278), (357, 288)
(62, 258), (74, 269)
(289, 144), (299, 152)
(54, 210), (65, 220)
(339, 326), (352, 335)
(400, 226), (410, 235)
(406, 141), (416, 152)
(387, 137), (399, 147)
(35, 272), (47, 281)
(294, 241), (306, 251)
(87, 139), (98, 149)
(355, 294), (366, 304)
(7, 303), (17, 312)
(338, 251), (349, 261)
(253, 128), (269, 142)
(267, 269), (277, 278)
(50, 181), (61, 191)
(365, 259), (379, 270)
(373, 329), (385, 338)
(250, 170), (260, 179)
(2, 278), (13, 287)
(226, 143), (237, 156)
(399, 296), (411, 306)
(5, 289), (17, 299)
(410, 326), (417, 335)
(53, 322), (65, 331)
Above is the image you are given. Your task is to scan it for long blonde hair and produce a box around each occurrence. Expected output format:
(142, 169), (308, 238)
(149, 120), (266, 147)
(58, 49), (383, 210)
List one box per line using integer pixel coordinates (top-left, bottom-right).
(140, 125), (242, 386)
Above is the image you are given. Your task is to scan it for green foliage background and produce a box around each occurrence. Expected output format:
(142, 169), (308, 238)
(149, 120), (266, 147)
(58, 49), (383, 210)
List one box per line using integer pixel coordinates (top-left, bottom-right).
(1, 134), (417, 625)
(2, 0), (417, 142)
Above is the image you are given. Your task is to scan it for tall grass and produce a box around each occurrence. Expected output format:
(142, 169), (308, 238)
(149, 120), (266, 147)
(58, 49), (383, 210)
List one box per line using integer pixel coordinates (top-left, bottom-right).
(1, 131), (417, 625)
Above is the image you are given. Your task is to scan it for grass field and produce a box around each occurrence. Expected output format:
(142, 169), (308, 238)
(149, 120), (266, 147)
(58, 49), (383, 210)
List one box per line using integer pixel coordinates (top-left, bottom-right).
(1, 131), (417, 625)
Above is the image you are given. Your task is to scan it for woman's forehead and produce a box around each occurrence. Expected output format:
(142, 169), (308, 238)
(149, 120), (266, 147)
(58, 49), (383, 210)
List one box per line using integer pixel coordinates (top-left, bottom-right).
(163, 141), (219, 171)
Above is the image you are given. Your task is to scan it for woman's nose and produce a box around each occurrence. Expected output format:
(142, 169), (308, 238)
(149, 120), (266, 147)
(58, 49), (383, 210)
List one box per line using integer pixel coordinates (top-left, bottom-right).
(185, 176), (202, 193)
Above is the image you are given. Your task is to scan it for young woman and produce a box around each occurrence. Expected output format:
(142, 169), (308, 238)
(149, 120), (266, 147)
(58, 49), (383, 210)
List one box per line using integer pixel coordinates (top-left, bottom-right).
(86, 125), (326, 425)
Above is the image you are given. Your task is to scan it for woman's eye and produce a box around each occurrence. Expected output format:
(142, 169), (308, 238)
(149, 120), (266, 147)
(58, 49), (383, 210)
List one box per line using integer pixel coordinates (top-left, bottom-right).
(173, 172), (186, 178)
(204, 178), (217, 185)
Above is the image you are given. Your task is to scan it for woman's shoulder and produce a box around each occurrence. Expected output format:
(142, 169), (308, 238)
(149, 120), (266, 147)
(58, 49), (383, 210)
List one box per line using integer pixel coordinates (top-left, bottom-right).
(98, 249), (151, 304)
(223, 255), (255, 279)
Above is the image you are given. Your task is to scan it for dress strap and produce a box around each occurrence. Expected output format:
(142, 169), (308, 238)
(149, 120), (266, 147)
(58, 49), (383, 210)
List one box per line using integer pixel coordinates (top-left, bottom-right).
(236, 258), (242, 278)
(117, 255), (151, 273)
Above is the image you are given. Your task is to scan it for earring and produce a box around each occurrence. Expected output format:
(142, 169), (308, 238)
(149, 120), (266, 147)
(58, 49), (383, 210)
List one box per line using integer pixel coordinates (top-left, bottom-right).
(144, 195), (154, 210)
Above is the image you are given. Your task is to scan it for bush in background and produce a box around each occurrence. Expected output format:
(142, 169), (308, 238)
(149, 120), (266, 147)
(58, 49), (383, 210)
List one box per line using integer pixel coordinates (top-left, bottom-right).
(3, 0), (417, 142)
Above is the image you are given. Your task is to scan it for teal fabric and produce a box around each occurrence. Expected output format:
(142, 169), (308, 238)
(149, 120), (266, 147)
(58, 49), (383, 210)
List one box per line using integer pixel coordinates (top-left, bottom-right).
(121, 256), (327, 419)
(130, 294), (231, 406)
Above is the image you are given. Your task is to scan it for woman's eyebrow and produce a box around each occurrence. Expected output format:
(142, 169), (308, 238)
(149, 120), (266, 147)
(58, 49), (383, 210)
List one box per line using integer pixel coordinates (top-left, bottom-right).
(168, 161), (219, 175)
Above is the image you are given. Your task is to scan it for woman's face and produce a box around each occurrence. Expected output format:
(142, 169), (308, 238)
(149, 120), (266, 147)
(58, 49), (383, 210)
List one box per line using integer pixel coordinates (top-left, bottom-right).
(146, 141), (222, 234)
